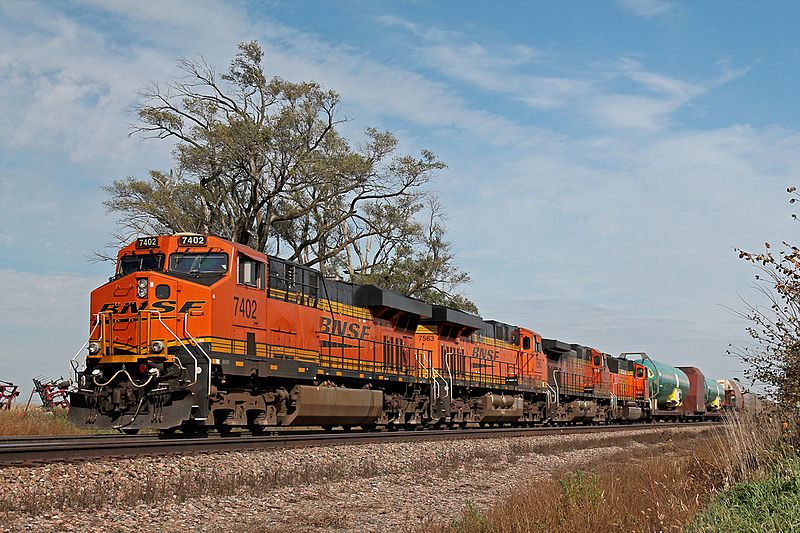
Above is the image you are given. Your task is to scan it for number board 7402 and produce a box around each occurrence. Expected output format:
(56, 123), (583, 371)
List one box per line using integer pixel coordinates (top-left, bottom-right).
(178, 235), (207, 246)
(136, 236), (158, 248)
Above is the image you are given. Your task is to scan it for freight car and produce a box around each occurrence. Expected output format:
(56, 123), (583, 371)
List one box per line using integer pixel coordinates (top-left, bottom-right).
(68, 234), (732, 433)
(622, 354), (727, 420)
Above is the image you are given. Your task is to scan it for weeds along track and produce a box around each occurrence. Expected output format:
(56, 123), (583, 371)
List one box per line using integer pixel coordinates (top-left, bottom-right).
(0, 422), (719, 465)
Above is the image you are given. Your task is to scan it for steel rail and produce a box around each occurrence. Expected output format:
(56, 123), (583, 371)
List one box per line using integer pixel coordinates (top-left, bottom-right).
(0, 422), (719, 465)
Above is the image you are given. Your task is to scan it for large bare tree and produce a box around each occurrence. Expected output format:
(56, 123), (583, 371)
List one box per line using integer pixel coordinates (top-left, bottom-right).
(105, 41), (477, 312)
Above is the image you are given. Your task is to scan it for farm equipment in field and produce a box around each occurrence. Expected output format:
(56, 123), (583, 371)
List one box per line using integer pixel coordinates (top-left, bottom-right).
(28, 377), (70, 409)
(0, 380), (20, 410)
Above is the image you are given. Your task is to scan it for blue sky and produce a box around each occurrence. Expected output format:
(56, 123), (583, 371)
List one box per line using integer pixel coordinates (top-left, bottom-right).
(2, 0), (799, 397)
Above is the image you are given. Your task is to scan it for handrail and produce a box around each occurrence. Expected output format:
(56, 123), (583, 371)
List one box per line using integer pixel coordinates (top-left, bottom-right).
(545, 381), (558, 405)
(443, 348), (454, 401)
(69, 314), (102, 381)
(140, 310), (201, 387)
(552, 369), (560, 403)
(183, 312), (212, 395)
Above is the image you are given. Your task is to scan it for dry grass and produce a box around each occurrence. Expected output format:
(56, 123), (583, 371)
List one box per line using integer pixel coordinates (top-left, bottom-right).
(425, 442), (719, 533)
(0, 406), (91, 436)
(428, 412), (799, 533)
(709, 406), (797, 485)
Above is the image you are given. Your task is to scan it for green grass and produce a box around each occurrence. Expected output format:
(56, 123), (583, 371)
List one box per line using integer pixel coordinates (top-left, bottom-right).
(690, 455), (800, 533)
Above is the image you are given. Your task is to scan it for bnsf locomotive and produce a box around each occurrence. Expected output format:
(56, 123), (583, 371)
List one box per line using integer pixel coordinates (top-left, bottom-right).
(69, 234), (740, 433)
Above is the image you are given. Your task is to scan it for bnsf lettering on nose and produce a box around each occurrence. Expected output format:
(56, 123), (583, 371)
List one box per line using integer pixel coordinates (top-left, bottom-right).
(319, 317), (370, 339)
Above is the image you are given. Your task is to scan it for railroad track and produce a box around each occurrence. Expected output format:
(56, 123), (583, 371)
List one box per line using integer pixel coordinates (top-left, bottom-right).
(0, 422), (719, 465)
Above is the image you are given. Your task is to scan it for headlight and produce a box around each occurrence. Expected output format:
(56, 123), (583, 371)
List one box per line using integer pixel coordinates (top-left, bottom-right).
(137, 278), (148, 299)
(150, 340), (164, 353)
(88, 342), (101, 355)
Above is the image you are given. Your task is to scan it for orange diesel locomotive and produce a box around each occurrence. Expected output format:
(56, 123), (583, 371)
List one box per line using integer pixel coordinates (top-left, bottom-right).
(70, 234), (654, 432)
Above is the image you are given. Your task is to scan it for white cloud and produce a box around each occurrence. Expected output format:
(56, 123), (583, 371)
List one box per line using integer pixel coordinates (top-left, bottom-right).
(616, 0), (675, 19)
(378, 17), (747, 132)
(0, 0), (562, 174)
(0, 2), (175, 168)
(421, 42), (592, 110)
(456, 123), (800, 336)
(582, 58), (749, 131)
(0, 270), (99, 326)
(375, 14), (462, 42)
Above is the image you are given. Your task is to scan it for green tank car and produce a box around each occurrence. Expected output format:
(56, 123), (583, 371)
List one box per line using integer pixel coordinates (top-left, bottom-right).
(622, 353), (689, 410)
(705, 378), (724, 411)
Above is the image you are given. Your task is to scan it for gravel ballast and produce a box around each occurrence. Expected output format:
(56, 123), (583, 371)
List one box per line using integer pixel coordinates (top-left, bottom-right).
(0, 425), (714, 532)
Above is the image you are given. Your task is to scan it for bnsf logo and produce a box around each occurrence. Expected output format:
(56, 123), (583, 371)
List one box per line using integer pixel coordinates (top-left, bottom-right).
(99, 300), (206, 314)
(473, 346), (499, 361)
(319, 316), (370, 339)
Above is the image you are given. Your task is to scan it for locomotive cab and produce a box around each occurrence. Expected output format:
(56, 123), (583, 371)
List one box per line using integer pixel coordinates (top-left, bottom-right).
(70, 234), (230, 432)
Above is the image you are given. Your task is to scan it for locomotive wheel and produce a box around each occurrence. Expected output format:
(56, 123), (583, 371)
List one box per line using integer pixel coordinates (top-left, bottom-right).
(121, 428), (140, 435)
(322, 425), (333, 432)
(181, 424), (209, 436)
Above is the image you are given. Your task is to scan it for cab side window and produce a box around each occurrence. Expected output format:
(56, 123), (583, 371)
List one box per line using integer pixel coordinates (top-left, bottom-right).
(238, 255), (265, 288)
(522, 336), (531, 350)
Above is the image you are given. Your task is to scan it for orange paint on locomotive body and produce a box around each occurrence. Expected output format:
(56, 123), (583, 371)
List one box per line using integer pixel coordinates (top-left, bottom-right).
(609, 359), (649, 402)
(87, 235), (431, 382)
(415, 322), (548, 391)
(610, 365), (635, 401)
(551, 348), (601, 397)
(633, 362), (648, 401)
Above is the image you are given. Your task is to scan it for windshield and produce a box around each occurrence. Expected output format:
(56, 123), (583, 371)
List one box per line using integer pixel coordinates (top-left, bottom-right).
(169, 253), (228, 276)
(118, 254), (165, 276)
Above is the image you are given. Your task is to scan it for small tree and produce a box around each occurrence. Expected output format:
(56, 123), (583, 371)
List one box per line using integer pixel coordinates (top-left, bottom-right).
(734, 186), (800, 406)
(351, 199), (478, 314)
(105, 41), (477, 312)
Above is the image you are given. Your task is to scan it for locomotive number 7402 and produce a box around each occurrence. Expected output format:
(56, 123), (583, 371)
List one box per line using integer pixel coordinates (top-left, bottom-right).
(233, 296), (257, 319)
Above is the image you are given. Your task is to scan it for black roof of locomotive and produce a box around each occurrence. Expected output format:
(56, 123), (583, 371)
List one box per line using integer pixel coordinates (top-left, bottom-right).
(427, 305), (485, 331)
(353, 285), (433, 318)
(268, 255), (433, 318)
(481, 320), (520, 343)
